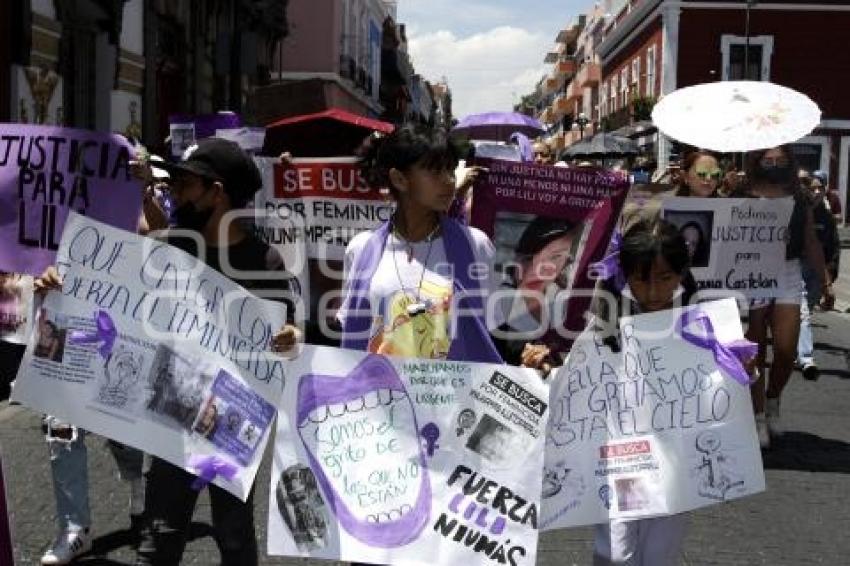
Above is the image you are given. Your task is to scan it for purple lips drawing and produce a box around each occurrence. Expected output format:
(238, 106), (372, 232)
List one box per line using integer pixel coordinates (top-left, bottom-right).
(296, 354), (432, 548)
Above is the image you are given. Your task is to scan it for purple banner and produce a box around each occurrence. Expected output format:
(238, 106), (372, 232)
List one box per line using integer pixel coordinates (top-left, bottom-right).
(470, 158), (629, 348)
(168, 112), (242, 158)
(0, 124), (141, 276)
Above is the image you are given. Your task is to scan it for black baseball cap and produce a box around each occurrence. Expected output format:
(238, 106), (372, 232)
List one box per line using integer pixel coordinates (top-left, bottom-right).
(162, 137), (263, 206)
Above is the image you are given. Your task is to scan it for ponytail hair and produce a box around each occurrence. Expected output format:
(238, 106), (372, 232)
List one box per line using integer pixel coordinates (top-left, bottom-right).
(357, 123), (461, 194)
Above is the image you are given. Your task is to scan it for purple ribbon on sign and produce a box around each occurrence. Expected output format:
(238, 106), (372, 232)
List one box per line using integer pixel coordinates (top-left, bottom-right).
(677, 309), (758, 385)
(68, 310), (117, 359)
(188, 455), (238, 491)
(589, 229), (625, 290)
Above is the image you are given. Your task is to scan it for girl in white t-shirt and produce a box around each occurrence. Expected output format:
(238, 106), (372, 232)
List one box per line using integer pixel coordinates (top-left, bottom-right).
(338, 123), (551, 370)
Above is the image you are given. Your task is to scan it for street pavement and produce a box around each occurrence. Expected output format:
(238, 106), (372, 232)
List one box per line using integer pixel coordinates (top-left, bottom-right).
(2, 309), (850, 565)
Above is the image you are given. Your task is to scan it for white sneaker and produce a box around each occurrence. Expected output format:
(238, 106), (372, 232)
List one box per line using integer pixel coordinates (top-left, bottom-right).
(41, 527), (92, 565)
(755, 413), (770, 449)
(766, 397), (784, 437)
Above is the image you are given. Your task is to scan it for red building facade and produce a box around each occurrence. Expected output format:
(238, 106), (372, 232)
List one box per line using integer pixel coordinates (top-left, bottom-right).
(597, 0), (850, 219)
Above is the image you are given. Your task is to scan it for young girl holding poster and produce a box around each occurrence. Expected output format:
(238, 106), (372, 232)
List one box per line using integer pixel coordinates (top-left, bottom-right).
(592, 218), (697, 566)
(335, 123), (551, 370)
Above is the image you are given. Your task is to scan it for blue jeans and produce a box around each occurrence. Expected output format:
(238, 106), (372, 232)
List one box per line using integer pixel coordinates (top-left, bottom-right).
(47, 419), (145, 531)
(47, 421), (90, 532)
(797, 297), (814, 367)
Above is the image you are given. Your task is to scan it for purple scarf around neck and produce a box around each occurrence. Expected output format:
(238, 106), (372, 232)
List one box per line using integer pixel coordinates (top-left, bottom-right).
(341, 216), (503, 364)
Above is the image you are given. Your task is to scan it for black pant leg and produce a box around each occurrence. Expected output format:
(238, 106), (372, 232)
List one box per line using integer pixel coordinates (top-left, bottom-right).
(208, 483), (258, 566)
(135, 457), (199, 566)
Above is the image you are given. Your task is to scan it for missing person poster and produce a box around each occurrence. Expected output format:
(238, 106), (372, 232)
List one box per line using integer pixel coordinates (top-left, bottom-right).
(470, 159), (630, 347)
(541, 299), (765, 530)
(11, 212), (289, 500)
(661, 196), (797, 300)
(0, 124), (141, 276)
(267, 345), (549, 565)
(254, 157), (393, 322)
(0, 272), (35, 344)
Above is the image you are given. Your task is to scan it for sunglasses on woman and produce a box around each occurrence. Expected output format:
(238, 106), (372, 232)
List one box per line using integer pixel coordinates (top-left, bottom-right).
(694, 170), (722, 181)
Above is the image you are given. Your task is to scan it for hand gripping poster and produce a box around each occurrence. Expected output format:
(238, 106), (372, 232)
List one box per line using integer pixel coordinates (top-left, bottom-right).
(661, 196), (796, 300)
(12, 212), (288, 500)
(541, 298), (765, 529)
(469, 159), (629, 348)
(267, 345), (549, 566)
(0, 124), (142, 276)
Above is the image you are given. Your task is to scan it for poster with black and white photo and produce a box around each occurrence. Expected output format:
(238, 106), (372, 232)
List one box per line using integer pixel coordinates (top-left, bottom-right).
(541, 299), (765, 530)
(267, 345), (549, 565)
(661, 197), (797, 300)
(11, 212), (288, 500)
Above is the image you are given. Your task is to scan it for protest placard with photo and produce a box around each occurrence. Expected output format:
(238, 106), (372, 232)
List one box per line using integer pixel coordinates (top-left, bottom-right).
(11, 212), (288, 500)
(0, 272), (35, 344)
(469, 159), (630, 347)
(661, 196), (796, 300)
(254, 157), (393, 322)
(541, 298), (765, 530)
(267, 345), (549, 565)
(0, 124), (141, 276)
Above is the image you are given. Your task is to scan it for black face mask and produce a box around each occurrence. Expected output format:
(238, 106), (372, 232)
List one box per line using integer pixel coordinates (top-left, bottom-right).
(758, 164), (795, 186)
(172, 201), (215, 232)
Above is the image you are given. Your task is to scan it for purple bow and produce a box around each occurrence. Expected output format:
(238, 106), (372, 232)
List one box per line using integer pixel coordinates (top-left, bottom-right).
(589, 230), (625, 290)
(68, 310), (118, 359)
(188, 455), (238, 490)
(677, 309), (758, 385)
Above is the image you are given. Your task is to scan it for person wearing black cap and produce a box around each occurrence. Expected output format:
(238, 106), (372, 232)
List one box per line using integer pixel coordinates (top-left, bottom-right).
(136, 138), (300, 566)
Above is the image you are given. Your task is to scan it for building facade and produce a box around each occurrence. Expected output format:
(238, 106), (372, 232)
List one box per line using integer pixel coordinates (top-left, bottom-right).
(5, 0), (146, 137)
(252, 0), (428, 126)
(4, 0), (289, 153)
(595, 0), (850, 217)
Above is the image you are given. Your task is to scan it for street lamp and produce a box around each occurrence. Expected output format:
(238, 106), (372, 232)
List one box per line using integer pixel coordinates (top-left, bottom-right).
(574, 112), (590, 139)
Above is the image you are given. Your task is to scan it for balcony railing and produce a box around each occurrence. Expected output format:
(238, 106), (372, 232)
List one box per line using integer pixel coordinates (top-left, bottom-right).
(578, 62), (601, 87)
(557, 58), (577, 76)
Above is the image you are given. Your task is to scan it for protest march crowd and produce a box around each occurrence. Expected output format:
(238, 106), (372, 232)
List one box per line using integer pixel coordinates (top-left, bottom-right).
(0, 78), (841, 566)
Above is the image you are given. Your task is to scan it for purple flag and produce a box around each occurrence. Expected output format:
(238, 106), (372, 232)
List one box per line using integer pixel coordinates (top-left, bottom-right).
(0, 124), (141, 275)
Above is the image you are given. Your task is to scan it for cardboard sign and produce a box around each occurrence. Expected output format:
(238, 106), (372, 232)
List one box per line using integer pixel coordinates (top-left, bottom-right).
(267, 345), (549, 565)
(0, 124), (141, 275)
(662, 197), (797, 300)
(12, 213), (288, 499)
(541, 299), (765, 529)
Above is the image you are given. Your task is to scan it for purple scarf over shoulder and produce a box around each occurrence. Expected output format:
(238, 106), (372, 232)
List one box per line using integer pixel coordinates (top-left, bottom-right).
(341, 216), (503, 364)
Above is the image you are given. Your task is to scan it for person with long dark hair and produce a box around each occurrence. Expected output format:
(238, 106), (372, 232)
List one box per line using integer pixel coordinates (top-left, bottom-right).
(592, 217), (696, 565)
(338, 123), (550, 368)
(743, 145), (825, 449)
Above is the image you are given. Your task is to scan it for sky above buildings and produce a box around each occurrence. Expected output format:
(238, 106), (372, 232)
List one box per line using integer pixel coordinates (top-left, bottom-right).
(398, 0), (591, 119)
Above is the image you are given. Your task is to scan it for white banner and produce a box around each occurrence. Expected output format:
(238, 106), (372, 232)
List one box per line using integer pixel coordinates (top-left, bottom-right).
(254, 157), (393, 261)
(541, 299), (765, 529)
(267, 345), (549, 566)
(12, 213), (288, 500)
(661, 197), (797, 300)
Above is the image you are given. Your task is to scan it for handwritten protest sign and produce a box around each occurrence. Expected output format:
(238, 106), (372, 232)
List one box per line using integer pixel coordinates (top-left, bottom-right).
(254, 157), (392, 321)
(661, 196), (796, 300)
(541, 299), (765, 529)
(168, 112), (242, 158)
(267, 345), (549, 565)
(0, 124), (141, 276)
(12, 213), (288, 499)
(470, 159), (629, 346)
